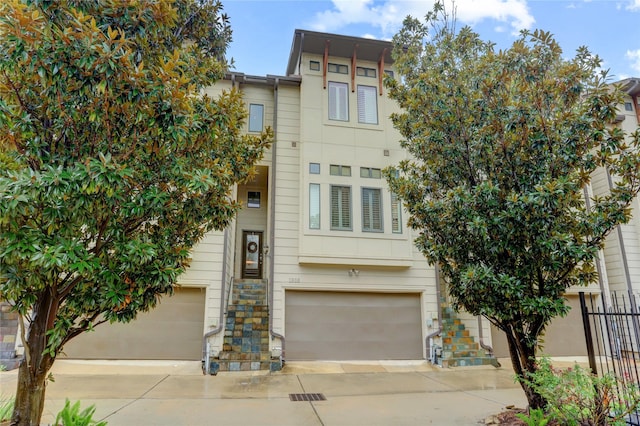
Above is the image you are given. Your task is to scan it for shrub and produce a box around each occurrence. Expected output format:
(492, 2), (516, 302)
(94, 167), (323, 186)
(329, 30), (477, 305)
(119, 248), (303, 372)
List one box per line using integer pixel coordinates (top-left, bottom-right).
(54, 399), (107, 426)
(522, 357), (640, 425)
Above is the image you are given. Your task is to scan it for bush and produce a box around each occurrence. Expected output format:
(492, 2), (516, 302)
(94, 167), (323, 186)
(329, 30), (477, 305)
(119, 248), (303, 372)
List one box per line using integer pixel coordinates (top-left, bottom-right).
(0, 395), (14, 422)
(54, 399), (107, 426)
(522, 357), (640, 425)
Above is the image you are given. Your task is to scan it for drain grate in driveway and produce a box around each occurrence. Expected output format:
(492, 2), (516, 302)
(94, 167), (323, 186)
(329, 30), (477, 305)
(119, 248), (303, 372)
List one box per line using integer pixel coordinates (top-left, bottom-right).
(289, 393), (326, 402)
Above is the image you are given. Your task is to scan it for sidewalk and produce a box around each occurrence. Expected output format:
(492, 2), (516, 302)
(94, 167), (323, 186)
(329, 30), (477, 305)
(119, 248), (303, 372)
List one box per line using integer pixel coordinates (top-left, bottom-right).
(1, 359), (527, 425)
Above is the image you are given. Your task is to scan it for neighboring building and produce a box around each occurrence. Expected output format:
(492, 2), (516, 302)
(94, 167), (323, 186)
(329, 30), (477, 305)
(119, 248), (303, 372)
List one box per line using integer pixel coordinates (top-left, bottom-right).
(62, 29), (498, 370)
(490, 77), (640, 359)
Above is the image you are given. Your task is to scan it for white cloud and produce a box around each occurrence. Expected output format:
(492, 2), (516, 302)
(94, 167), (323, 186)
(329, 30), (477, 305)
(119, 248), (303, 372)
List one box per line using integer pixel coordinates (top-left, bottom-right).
(309, 0), (534, 38)
(627, 0), (640, 10)
(626, 49), (640, 74)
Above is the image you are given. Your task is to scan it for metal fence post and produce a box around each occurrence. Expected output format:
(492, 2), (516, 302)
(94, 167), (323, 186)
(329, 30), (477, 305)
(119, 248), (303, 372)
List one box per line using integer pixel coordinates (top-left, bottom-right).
(579, 292), (598, 375)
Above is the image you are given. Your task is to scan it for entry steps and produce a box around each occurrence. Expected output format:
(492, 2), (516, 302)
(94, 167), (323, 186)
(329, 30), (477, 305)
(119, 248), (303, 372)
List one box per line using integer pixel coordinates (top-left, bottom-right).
(210, 279), (280, 373)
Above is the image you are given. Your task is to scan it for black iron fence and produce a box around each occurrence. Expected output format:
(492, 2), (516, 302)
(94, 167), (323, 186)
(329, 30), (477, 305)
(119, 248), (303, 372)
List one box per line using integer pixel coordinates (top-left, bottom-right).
(580, 291), (640, 425)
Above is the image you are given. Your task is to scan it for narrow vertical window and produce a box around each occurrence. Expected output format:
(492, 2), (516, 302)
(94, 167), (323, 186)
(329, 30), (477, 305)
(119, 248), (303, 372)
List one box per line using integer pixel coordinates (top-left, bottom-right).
(357, 85), (378, 124)
(309, 184), (320, 229)
(362, 188), (382, 232)
(391, 193), (402, 233)
(328, 82), (349, 121)
(248, 104), (264, 132)
(330, 185), (352, 230)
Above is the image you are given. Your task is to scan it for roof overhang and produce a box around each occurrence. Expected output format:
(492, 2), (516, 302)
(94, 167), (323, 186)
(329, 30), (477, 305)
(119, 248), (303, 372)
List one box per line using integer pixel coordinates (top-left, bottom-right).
(286, 29), (394, 76)
(618, 78), (640, 97)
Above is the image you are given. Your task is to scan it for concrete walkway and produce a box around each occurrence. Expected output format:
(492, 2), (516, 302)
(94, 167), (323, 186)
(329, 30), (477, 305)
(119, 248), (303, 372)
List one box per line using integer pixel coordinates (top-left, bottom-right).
(1, 359), (527, 425)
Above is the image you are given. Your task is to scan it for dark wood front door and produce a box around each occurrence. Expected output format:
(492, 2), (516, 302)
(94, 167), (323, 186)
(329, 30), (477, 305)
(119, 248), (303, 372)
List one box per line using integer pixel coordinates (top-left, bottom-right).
(242, 230), (263, 279)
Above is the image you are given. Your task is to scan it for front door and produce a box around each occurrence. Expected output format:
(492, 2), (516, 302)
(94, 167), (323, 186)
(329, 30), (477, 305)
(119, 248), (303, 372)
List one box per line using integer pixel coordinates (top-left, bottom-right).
(242, 231), (263, 279)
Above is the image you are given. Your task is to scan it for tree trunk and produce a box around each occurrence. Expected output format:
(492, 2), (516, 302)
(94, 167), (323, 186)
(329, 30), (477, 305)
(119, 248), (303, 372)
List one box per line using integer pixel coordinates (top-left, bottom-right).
(11, 290), (57, 426)
(504, 329), (547, 410)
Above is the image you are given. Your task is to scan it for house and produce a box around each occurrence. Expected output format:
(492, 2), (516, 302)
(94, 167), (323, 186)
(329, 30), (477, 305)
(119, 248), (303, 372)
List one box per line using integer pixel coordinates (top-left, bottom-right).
(25, 31), (637, 372)
(59, 29), (499, 371)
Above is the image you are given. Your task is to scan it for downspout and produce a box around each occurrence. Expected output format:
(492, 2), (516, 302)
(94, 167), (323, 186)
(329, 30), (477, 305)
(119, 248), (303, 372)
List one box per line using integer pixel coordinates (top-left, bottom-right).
(269, 77), (285, 362)
(425, 264), (443, 363)
(202, 227), (230, 374)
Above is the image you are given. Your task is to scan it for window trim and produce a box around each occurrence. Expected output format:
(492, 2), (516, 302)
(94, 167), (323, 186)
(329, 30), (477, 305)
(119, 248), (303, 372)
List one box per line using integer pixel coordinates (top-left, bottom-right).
(330, 185), (352, 231)
(361, 187), (383, 233)
(391, 192), (402, 234)
(309, 183), (321, 229)
(328, 81), (349, 122)
(357, 85), (378, 125)
(309, 163), (320, 174)
(248, 104), (264, 132)
(360, 167), (382, 179)
(330, 164), (351, 177)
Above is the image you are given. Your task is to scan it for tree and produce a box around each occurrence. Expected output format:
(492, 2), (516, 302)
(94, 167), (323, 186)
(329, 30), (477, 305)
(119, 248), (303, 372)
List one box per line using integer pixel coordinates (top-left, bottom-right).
(0, 1), (271, 424)
(385, 4), (640, 409)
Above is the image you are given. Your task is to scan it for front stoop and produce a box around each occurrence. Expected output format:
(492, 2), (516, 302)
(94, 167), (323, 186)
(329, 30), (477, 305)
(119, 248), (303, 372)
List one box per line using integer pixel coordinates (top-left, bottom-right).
(0, 302), (21, 371)
(440, 308), (499, 368)
(210, 280), (281, 373)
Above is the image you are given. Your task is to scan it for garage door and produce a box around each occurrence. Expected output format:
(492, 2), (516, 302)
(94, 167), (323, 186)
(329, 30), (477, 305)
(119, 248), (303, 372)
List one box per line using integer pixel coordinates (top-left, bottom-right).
(285, 291), (423, 360)
(62, 287), (206, 360)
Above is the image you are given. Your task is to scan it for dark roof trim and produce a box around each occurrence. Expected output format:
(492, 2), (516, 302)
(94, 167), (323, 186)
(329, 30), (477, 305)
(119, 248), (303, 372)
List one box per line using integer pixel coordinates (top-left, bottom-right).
(286, 29), (394, 76)
(223, 72), (301, 87)
(618, 78), (640, 97)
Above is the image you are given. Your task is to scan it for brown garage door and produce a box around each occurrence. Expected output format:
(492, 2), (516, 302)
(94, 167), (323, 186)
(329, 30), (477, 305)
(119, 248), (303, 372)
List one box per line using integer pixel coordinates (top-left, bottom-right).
(285, 291), (423, 360)
(62, 287), (206, 360)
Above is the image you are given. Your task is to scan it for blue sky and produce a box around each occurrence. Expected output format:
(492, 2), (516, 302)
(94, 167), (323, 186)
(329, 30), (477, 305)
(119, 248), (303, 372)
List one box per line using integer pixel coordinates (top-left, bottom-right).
(221, 0), (640, 82)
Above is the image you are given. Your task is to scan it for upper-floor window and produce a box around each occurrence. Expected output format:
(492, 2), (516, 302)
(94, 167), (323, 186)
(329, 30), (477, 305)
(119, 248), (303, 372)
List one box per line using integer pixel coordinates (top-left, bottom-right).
(362, 187), (383, 232)
(356, 67), (377, 78)
(357, 85), (378, 124)
(247, 191), (261, 208)
(360, 167), (381, 179)
(331, 185), (352, 230)
(310, 60), (321, 71)
(248, 104), (264, 132)
(328, 63), (348, 74)
(330, 164), (351, 177)
(625, 102), (634, 112)
(384, 70), (395, 78)
(390, 192), (402, 233)
(309, 183), (321, 229)
(328, 82), (349, 122)
(309, 163), (320, 174)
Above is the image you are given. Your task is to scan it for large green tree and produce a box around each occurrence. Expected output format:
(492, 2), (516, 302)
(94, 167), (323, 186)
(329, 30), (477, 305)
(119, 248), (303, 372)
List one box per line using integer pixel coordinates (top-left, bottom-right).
(385, 4), (640, 409)
(0, 1), (270, 424)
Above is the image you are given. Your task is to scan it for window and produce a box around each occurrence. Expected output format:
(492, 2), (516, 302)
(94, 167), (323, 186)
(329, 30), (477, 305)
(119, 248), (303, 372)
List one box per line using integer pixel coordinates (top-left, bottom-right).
(362, 188), (382, 232)
(328, 82), (349, 121)
(309, 184), (320, 229)
(328, 63), (348, 74)
(330, 164), (351, 176)
(331, 185), (352, 230)
(384, 70), (394, 78)
(391, 193), (402, 233)
(625, 102), (634, 112)
(356, 67), (376, 78)
(248, 104), (264, 132)
(309, 60), (320, 71)
(309, 163), (320, 174)
(247, 191), (261, 208)
(360, 167), (382, 179)
(357, 85), (378, 124)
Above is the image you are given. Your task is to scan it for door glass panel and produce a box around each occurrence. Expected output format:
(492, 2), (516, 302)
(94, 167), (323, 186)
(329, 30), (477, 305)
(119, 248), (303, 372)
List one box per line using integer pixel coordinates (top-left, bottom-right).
(245, 234), (259, 271)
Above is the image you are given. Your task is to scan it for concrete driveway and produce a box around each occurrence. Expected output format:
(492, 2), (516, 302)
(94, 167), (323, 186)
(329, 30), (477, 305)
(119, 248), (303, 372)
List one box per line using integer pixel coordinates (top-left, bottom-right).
(1, 359), (527, 425)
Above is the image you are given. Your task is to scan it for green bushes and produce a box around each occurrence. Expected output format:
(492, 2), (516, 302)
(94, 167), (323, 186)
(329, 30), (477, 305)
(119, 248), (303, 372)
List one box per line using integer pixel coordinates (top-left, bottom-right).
(520, 357), (640, 425)
(53, 400), (107, 426)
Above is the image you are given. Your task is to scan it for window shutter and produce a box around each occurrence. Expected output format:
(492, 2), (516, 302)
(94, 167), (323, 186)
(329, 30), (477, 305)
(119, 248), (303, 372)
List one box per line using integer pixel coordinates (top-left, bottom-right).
(362, 188), (382, 232)
(331, 185), (351, 229)
(357, 85), (377, 124)
(329, 82), (348, 121)
(391, 192), (401, 233)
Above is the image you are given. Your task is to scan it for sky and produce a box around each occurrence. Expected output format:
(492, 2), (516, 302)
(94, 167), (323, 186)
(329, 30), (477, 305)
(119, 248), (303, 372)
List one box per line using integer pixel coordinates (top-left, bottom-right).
(221, 0), (640, 82)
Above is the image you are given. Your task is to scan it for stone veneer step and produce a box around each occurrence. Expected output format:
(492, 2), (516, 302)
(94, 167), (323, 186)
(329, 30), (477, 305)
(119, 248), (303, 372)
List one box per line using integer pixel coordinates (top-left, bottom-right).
(210, 279), (279, 374)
